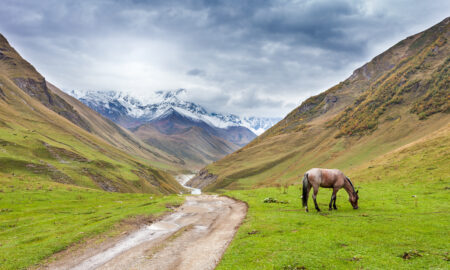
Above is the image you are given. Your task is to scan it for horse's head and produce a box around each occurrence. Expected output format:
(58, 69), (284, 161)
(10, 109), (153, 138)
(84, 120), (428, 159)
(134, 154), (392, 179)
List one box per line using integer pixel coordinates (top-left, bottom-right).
(349, 190), (359, 209)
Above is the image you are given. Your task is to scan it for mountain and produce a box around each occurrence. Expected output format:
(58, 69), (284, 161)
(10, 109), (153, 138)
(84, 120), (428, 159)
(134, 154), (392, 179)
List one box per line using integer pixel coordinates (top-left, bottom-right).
(187, 17), (450, 191)
(132, 108), (256, 169)
(69, 89), (281, 136)
(69, 88), (280, 168)
(47, 84), (184, 167)
(0, 33), (184, 194)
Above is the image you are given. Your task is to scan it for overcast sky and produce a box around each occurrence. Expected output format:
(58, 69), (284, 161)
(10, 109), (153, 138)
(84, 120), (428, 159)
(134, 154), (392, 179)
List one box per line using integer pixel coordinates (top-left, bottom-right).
(0, 0), (448, 117)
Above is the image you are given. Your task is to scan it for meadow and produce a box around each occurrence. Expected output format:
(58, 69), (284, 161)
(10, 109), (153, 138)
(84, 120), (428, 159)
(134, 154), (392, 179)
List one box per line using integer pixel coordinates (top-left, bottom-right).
(218, 179), (449, 269)
(0, 178), (183, 270)
(218, 128), (450, 269)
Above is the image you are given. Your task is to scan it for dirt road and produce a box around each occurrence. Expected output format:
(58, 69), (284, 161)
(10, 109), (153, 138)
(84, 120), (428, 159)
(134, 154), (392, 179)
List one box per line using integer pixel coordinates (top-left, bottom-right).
(43, 195), (247, 270)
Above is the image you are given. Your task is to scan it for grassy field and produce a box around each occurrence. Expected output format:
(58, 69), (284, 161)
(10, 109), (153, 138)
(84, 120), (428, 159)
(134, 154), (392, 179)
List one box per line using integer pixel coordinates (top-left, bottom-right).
(0, 178), (184, 270)
(217, 127), (450, 269)
(219, 182), (449, 269)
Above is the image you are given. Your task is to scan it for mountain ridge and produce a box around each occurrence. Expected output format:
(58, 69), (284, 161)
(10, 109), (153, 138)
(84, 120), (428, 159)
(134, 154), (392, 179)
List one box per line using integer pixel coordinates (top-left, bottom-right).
(188, 17), (450, 191)
(69, 88), (281, 135)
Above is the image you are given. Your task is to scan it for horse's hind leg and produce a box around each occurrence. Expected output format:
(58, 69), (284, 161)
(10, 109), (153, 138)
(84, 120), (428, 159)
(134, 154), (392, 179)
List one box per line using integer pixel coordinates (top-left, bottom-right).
(312, 186), (321, 212)
(305, 184), (311, 212)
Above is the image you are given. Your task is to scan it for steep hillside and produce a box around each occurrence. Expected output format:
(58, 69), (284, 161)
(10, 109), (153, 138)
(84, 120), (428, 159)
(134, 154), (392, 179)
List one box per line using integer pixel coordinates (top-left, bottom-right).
(0, 34), (183, 194)
(189, 17), (450, 191)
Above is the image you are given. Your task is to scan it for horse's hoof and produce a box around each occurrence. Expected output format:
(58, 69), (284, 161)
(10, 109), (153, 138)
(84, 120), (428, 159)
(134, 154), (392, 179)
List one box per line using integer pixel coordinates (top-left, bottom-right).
(329, 208), (332, 211)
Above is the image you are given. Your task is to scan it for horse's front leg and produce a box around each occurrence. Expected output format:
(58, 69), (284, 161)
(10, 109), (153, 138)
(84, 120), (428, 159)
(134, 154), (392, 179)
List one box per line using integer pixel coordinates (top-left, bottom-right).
(329, 188), (338, 210)
(333, 188), (339, 210)
(329, 194), (334, 211)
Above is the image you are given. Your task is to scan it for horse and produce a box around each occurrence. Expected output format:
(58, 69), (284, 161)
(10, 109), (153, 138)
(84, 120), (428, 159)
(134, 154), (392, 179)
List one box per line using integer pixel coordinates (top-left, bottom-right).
(301, 168), (359, 212)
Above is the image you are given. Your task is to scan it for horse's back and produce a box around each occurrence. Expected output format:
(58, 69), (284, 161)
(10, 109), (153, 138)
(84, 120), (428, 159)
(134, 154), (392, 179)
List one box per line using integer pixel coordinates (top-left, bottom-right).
(325, 168), (345, 177)
(306, 168), (343, 176)
(306, 168), (345, 187)
(305, 168), (322, 179)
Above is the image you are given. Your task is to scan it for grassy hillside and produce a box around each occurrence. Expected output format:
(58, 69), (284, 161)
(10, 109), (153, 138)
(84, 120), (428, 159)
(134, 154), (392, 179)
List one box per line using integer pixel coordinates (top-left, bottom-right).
(0, 33), (184, 194)
(194, 17), (450, 191)
(217, 125), (450, 269)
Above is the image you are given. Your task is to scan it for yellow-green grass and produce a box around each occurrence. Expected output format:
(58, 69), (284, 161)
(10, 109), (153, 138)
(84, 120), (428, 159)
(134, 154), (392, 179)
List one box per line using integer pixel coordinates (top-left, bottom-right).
(0, 177), (184, 270)
(206, 112), (449, 191)
(0, 120), (177, 193)
(217, 125), (449, 269)
(0, 73), (182, 194)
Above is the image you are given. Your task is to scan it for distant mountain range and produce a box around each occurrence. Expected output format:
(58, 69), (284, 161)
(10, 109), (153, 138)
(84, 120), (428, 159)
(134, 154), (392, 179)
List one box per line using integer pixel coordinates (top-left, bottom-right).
(69, 89), (280, 135)
(69, 89), (281, 168)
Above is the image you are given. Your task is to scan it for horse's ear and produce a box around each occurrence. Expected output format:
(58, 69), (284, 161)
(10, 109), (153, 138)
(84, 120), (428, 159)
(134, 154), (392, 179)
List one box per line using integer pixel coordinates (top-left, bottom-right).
(356, 190), (359, 194)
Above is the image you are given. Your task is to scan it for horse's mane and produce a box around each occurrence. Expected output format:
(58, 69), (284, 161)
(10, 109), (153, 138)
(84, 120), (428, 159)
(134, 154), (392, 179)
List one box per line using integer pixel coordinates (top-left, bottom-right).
(345, 177), (356, 193)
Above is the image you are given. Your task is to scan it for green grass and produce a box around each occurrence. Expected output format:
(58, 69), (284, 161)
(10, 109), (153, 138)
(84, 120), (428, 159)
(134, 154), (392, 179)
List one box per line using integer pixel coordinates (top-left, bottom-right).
(217, 128), (450, 269)
(0, 178), (184, 270)
(219, 180), (449, 269)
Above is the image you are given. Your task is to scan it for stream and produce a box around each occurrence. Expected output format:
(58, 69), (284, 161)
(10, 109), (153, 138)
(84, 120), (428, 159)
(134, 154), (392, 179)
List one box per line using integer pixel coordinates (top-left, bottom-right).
(176, 174), (201, 195)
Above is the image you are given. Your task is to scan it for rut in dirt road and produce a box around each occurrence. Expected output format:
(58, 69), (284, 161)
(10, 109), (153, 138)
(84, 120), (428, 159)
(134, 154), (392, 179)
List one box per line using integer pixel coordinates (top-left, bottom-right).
(44, 195), (247, 270)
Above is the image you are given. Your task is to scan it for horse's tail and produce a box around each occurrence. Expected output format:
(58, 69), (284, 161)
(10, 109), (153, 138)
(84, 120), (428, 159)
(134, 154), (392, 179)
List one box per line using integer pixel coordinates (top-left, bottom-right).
(302, 173), (309, 207)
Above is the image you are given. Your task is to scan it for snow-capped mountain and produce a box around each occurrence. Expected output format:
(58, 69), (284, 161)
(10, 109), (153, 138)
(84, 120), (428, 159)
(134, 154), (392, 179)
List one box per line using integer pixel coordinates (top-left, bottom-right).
(69, 89), (280, 135)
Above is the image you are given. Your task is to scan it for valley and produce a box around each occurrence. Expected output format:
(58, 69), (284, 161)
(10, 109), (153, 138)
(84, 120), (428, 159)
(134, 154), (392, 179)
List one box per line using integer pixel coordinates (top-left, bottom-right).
(0, 5), (448, 270)
(71, 89), (280, 169)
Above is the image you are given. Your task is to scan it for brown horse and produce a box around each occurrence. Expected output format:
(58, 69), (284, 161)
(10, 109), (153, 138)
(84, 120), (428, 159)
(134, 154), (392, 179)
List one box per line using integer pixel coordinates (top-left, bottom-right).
(302, 168), (359, 212)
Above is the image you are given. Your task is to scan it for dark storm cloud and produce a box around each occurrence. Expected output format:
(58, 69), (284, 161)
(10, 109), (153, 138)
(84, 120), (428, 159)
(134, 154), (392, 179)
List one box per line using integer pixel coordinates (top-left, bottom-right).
(0, 0), (448, 117)
(187, 68), (206, 77)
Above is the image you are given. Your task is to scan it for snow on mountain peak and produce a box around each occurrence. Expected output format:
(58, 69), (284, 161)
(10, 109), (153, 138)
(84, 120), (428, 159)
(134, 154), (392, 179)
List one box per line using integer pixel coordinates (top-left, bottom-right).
(69, 89), (280, 135)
